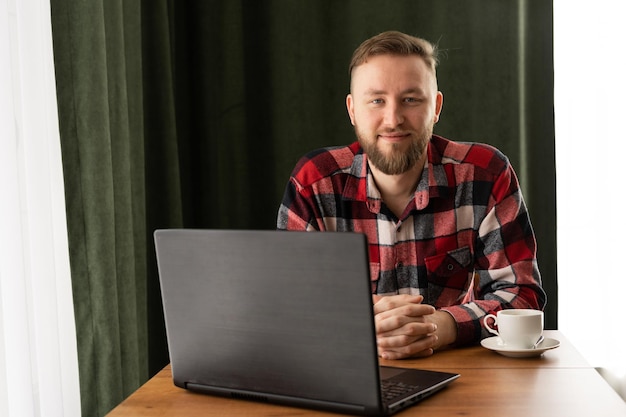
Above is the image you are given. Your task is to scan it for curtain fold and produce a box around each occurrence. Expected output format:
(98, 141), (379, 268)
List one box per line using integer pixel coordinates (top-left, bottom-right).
(51, 1), (149, 415)
(51, 1), (555, 415)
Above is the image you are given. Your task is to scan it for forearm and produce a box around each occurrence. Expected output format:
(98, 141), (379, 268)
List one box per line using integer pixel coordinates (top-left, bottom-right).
(441, 280), (546, 346)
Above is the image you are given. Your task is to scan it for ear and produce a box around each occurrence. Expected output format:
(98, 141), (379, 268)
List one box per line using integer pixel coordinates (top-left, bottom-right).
(346, 94), (356, 125)
(433, 91), (444, 124)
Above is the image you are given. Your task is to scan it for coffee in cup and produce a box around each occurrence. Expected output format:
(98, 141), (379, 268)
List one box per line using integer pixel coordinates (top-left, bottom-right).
(483, 309), (543, 349)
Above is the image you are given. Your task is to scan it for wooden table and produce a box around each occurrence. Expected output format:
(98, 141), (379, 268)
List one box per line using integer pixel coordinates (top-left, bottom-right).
(107, 331), (626, 416)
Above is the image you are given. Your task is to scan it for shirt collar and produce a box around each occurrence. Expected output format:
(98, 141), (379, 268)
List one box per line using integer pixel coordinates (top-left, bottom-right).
(342, 137), (451, 211)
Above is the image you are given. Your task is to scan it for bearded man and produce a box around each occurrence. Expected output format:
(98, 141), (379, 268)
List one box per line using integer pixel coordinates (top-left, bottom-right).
(277, 31), (546, 359)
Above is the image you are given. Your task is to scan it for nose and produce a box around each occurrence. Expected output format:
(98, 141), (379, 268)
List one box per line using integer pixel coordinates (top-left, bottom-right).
(382, 101), (404, 128)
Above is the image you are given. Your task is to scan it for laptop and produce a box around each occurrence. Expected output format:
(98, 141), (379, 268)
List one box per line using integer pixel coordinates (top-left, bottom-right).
(154, 229), (459, 416)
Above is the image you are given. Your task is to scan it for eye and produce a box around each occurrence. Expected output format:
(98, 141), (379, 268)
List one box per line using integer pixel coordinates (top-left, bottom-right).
(370, 98), (384, 105)
(404, 97), (423, 104)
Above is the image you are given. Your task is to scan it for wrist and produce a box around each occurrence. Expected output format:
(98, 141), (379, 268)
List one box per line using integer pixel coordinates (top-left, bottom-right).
(429, 310), (458, 349)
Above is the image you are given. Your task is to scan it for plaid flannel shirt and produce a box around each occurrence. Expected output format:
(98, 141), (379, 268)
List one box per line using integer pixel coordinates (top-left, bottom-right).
(277, 135), (546, 346)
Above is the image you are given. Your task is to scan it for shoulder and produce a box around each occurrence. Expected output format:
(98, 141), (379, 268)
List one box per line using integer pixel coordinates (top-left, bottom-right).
(431, 135), (510, 175)
(290, 142), (361, 187)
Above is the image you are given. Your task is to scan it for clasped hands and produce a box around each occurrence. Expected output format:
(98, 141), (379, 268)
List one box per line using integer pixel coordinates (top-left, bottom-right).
(373, 294), (455, 360)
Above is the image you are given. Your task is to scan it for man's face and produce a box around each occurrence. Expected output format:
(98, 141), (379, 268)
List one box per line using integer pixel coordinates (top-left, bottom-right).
(346, 54), (443, 175)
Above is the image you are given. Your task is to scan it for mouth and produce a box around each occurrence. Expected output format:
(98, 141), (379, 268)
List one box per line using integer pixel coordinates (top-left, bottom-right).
(377, 131), (411, 143)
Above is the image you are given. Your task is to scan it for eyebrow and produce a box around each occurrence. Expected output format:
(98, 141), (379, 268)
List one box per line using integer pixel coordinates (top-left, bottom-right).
(363, 87), (426, 96)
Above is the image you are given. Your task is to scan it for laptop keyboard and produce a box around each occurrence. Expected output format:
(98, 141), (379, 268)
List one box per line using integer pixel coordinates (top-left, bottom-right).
(381, 380), (420, 402)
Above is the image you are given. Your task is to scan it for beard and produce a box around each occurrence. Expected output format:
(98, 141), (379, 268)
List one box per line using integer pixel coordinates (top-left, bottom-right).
(355, 125), (432, 175)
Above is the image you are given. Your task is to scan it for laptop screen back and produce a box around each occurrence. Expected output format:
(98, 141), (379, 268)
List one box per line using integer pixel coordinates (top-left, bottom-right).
(154, 229), (382, 411)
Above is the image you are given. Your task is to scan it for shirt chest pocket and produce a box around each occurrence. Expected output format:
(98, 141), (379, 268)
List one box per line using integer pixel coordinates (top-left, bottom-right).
(424, 246), (473, 306)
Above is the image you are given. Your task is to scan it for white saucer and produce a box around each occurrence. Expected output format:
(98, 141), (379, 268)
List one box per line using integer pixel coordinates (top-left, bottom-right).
(481, 336), (560, 358)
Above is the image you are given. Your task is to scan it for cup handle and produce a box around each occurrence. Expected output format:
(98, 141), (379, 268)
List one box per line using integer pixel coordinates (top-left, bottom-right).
(484, 313), (499, 337)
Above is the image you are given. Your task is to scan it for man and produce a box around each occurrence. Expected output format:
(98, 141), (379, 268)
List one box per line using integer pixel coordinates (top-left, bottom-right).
(277, 31), (546, 359)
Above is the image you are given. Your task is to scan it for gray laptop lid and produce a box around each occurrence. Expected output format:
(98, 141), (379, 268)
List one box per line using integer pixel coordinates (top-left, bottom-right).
(154, 229), (458, 416)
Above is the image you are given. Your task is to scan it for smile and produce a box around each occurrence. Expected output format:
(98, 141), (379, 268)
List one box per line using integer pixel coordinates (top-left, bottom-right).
(378, 132), (411, 142)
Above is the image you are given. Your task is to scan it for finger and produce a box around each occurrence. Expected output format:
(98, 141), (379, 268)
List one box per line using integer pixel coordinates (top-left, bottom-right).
(378, 334), (438, 359)
(372, 294), (424, 314)
(374, 305), (436, 333)
(373, 294), (424, 309)
(379, 334), (438, 352)
(374, 300), (433, 320)
(377, 321), (438, 338)
(379, 303), (436, 319)
(380, 348), (434, 360)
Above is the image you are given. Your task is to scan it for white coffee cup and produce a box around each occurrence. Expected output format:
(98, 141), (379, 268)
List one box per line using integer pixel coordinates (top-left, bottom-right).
(483, 309), (544, 349)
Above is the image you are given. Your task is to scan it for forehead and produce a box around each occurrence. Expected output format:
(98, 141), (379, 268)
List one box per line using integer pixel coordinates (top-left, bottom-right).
(350, 54), (436, 93)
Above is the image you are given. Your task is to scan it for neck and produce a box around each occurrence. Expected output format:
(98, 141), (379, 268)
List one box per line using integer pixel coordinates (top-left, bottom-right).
(369, 154), (427, 218)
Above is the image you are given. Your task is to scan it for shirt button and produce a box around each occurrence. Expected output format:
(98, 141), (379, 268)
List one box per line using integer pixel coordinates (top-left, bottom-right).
(447, 264), (454, 271)
(396, 262), (404, 269)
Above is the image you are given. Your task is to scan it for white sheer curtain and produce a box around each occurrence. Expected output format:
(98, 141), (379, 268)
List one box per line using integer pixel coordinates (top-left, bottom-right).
(0, 0), (80, 415)
(555, 0), (626, 401)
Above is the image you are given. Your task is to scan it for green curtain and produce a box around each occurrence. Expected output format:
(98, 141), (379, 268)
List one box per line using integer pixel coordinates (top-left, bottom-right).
(51, 0), (555, 415)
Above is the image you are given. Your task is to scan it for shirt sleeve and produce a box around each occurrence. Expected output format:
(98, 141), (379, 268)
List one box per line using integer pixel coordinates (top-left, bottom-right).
(441, 161), (547, 346)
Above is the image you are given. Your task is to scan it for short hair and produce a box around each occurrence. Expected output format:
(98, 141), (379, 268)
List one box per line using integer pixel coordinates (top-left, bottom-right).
(348, 31), (439, 77)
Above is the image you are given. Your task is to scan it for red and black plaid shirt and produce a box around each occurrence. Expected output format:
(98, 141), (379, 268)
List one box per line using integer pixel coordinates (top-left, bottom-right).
(277, 135), (546, 345)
